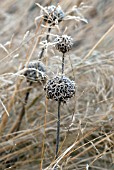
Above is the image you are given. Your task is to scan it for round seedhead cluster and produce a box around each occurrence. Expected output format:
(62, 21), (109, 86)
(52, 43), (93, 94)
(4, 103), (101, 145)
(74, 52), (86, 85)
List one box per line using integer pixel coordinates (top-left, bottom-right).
(44, 76), (75, 103)
(24, 61), (46, 83)
(54, 35), (73, 53)
(41, 5), (64, 25)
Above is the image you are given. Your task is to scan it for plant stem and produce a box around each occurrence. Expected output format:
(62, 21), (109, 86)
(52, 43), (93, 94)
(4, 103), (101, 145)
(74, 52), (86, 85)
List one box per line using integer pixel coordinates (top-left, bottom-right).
(9, 82), (32, 133)
(46, 27), (51, 41)
(39, 27), (51, 59)
(62, 53), (65, 75)
(55, 53), (65, 168)
(17, 81), (33, 131)
(55, 100), (61, 159)
(24, 82), (32, 104)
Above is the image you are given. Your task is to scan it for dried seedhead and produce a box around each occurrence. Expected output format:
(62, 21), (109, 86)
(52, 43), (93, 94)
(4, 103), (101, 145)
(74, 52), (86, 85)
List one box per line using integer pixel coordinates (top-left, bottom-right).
(41, 5), (64, 25)
(24, 61), (46, 83)
(44, 76), (75, 103)
(54, 35), (73, 53)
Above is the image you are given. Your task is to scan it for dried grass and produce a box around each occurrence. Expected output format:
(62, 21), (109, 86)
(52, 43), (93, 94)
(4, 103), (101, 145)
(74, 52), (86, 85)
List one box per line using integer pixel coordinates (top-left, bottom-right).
(0, 0), (114, 170)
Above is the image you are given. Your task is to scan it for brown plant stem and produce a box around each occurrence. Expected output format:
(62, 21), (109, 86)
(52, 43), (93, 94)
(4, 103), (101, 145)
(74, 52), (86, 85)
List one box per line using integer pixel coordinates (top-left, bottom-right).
(62, 53), (65, 75)
(54, 100), (61, 170)
(55, 100), (61, 159)
(9, 82), (32, 134)
(55, 53), (65, 169)
(39, 27), (51, 59)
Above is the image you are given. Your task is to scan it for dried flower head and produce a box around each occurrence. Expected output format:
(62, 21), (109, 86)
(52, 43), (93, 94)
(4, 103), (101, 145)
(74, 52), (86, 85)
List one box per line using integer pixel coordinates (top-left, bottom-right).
(44, 76), (75, 103)
(41, 5), (64, 25)
(24, 61), (46, 83)
(54, 35), (73, 53)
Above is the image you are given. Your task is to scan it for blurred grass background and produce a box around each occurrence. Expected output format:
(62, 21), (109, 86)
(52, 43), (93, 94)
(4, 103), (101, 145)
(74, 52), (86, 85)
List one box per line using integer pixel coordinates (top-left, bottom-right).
(0, 0), (114, 169)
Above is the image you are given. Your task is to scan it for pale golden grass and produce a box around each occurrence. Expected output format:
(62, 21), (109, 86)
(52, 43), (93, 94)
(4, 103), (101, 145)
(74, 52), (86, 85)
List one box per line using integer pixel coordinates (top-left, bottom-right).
(0, 0), (114, 170)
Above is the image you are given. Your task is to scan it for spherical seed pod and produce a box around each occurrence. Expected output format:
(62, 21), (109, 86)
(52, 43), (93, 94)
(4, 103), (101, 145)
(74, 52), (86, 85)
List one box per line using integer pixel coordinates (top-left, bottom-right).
(54, 35), (73, 54)
(24, 61), (46, 83)
(44, 76), (75, 103)
(41, 5), (64, 25)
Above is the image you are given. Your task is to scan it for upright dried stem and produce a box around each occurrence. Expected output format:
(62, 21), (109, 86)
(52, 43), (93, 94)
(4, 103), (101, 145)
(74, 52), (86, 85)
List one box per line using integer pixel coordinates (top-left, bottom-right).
(9, 82), (32, 133)
(62, 53), (65, 75)
(55, 100), (61, 159)
(25, 82), (33, 104)
(55, 53), (65, 169)
(39, 27), (51, 59)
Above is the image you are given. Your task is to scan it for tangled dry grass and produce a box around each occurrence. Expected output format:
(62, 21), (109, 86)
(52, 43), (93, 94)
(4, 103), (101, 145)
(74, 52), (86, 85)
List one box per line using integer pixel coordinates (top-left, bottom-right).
(0, 0), (114, 170)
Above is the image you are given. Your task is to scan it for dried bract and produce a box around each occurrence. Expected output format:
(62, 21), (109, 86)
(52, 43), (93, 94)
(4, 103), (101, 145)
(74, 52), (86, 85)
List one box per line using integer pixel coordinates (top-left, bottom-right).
(54, 35), (73, 53)
(41, 5), (64, 25)
(24, 61), (46, 83)
(44, 76), (75, 103)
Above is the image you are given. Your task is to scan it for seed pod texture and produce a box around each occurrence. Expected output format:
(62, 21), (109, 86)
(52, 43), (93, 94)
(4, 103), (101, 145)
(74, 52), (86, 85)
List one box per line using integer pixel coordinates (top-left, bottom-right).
(44, 75), (75, 103)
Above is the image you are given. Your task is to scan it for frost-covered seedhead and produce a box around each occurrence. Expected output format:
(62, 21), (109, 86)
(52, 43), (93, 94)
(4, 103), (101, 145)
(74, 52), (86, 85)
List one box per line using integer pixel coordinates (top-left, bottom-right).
(24, 61), (46, 83)
(54, 35), (73, 53)
(44, 76), (75, 103)
(41, 5), (64, 25)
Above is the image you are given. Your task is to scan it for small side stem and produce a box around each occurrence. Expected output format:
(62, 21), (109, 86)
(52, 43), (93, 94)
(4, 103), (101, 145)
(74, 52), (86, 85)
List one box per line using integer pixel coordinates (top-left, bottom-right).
(39, 27), (51, 59)
(55, 100), (61, 159)
(46, 27), (51, 41)
(8, 82), (32, 133)
(24, 82), (32, 104)
(17, 82), (33, 130)
(39, 48), (45, 60)
(62, 53), (65, 75)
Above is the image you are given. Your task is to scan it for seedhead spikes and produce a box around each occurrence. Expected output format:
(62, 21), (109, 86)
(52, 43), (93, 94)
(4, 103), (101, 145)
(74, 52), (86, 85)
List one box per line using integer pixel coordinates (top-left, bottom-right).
(41, 5), (64, 26)
(54, 34), (73, 54)
(44, 75), (75, 103)
(24, 60), (46, 83)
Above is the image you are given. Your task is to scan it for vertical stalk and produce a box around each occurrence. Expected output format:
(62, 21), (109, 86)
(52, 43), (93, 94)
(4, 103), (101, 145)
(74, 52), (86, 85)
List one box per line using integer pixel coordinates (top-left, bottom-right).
(62, 53), (65, 75)
(8, 82), (32, 133)
(55, 53), (65, 164)
(16, 81), (33, 131)
(39, 27), (51, 59)
(24, 82), (33, 104)
(55, 100), (61, 159)
(46, 27), (51, 42)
